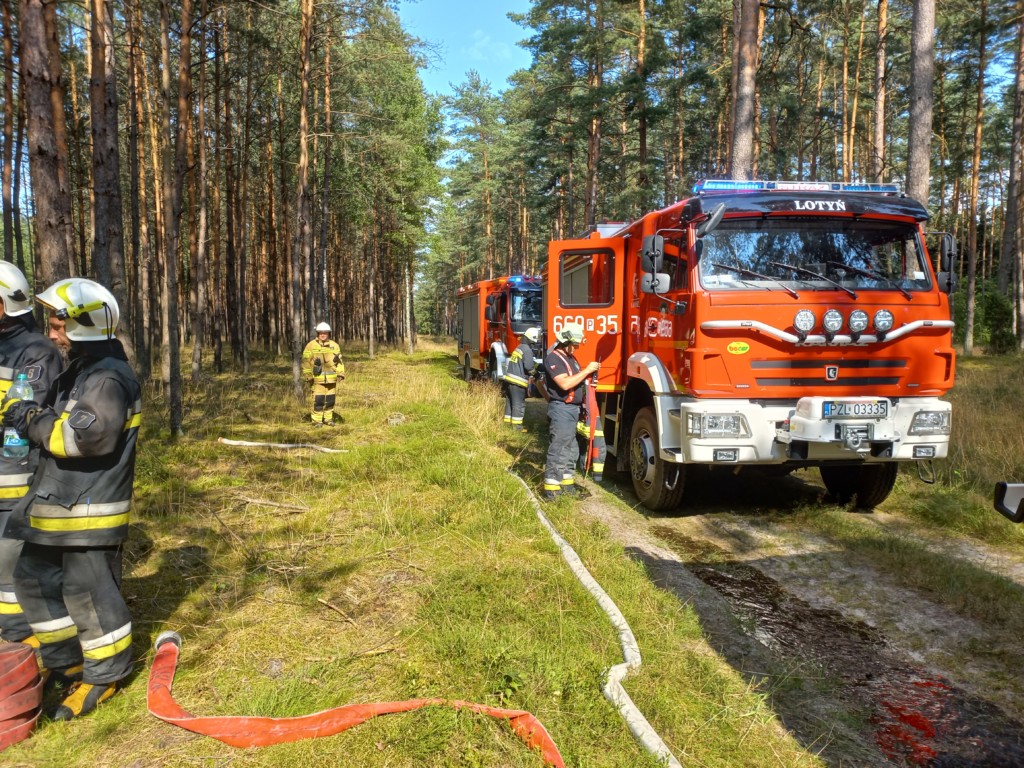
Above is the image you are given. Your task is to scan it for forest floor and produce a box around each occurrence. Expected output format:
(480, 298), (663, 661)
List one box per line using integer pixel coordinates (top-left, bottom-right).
(546, 428), (1024, 767)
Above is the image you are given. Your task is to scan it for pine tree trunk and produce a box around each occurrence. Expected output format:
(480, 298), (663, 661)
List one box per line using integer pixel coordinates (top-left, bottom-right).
(19, 0), (72, 285)
(998, 0), (1023, 298)
(2, 0), (14, 262)
(906, 0), (936, 205)
(291, 0), (313, 399)
(962, 0), (986, 356)
(731, 0), (759, 178)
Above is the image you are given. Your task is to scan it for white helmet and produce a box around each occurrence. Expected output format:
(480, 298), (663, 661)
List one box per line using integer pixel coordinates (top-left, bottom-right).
(36, 278), (119, 341)
(315, 322), (331, 333)
(556, 323), (586, 345)
(0, 261), (33, 317)
(523, 327), (541, 343)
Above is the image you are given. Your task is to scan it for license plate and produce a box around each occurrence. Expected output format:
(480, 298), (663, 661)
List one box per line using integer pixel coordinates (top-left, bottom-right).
(822, 400), (888, 419)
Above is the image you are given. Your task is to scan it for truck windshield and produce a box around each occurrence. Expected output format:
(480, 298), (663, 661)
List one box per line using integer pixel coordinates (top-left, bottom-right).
(511, 291), (543, 323)
(698, 219), (931, 294)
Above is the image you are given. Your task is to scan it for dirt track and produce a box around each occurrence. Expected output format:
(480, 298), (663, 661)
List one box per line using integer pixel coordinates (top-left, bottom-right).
(574, 468), (1024, 767)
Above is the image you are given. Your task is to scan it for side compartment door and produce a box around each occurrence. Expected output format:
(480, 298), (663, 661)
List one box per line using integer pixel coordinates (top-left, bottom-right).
(547, 238), (625, 390)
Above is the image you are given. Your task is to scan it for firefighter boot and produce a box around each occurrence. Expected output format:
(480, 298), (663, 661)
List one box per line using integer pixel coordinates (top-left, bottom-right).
(42, 663), (84, 694)
(53, 680), (119, 721)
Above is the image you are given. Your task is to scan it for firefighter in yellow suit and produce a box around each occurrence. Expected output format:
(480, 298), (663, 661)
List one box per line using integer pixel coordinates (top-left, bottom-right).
(302, 322), (345, 426)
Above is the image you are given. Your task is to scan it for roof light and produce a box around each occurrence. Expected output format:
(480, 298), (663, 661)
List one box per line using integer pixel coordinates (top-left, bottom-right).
(693, 179), (902, 195)
(874, 309), (894, 333)
(794, 309), (816, 333)
(822, 309), (844, 333)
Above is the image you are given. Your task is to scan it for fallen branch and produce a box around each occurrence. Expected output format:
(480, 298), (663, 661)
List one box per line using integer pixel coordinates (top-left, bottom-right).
(317, 598), (357, 626)
(233, 494), (310, 511)
(218, 437), (349, 454)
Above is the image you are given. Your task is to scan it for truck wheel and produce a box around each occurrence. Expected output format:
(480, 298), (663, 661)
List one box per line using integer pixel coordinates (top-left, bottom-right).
(463, 354), (473, 382)
(819, 463), (898, 509)
(489, 354), (501, 385)
(629, 406), (685, 511)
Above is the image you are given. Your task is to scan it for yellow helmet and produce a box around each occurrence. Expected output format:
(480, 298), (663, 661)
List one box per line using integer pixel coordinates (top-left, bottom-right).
(36, 278), (119, 341)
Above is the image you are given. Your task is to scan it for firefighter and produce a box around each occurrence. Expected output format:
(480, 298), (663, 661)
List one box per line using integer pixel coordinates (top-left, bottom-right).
(302, 322), (345, 426)
(502, 327), (541, 431)
(0, 278), (142, 720)
(0, 263), (64, 649)
(541, 324), (599, 500)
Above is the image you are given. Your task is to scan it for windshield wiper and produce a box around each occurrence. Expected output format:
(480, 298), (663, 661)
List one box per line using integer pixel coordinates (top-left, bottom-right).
(825, 260), (911, 299)
(768, 260), (857, 299)
(710, 262), (799, 299)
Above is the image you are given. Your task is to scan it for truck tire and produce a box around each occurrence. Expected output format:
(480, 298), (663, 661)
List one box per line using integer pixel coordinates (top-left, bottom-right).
(463, 354), (473, 382)
(489, 353), (501, 385)
(819, 463), (898, 509)
(629, 406), (685, 512)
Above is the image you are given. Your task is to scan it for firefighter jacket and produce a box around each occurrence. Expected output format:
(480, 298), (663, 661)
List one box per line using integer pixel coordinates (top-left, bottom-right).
(542, 348), (584, 405)
(302, 338), (344, 385)
(502, 341), (537, 389)
(0, 319), (64, 515)
(7, 340), (141, 548)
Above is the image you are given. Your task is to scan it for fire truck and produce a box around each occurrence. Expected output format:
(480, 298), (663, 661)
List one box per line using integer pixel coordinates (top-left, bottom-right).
(456, 275), (544, 382)
(546, 179), (957, 511)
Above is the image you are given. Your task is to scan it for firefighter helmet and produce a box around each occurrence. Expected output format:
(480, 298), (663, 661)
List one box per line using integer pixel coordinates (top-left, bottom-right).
(557, 323), (586, 345)
(523, 327), (541, 343)
(0, 261), (33, 317)
(315, 322), (331, 333)
(35, 278), (119, 341)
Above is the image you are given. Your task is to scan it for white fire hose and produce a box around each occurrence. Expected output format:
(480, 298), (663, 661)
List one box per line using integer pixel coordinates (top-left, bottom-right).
(510, 472), (683, 767)
(218, 437), (348, 454)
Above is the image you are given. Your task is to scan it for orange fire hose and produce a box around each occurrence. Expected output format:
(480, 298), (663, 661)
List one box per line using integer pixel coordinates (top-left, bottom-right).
(147, 632), (564, 765)
(0, 643), (42, 752)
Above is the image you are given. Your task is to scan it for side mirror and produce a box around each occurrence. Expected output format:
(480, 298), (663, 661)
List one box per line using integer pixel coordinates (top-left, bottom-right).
(695, 203), (726, 238)
(995, 482), (1024, 523)
(940, 233), (957, 272)
(484, 305), (496, 322)
(641, 234), (664, 273)
(640, 273), (670, 294)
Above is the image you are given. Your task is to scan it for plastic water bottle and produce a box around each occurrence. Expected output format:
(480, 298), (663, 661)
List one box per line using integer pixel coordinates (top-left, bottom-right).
(3, 373), (33, 459)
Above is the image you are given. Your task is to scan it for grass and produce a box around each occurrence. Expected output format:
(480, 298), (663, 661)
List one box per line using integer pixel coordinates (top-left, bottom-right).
(6, 340), (819, 767)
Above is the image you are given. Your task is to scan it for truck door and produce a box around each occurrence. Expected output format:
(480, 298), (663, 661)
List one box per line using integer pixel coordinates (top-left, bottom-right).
(548, 237), (625, 390)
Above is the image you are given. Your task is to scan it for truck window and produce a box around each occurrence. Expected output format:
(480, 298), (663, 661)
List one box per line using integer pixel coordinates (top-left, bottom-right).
(511, 291), (543, 323)
(698, 219), (932, 293)
(560, 249), (614, 307)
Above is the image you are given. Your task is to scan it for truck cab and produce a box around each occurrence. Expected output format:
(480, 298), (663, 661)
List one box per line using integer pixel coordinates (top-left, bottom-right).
(546, 180), (956, 511)
(457, 275), (544, 382)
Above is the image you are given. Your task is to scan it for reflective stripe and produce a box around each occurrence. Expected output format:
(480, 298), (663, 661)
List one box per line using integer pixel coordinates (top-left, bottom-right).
(31, 511), (130, 532)
(125, 412), (142, 429)
(0, 590), (21, 614)
(48, 414), (73, 457)
(31, 500), (131, 518)
(0, 473), (33, 487)
(503, 373), (530, 387)
(0, 365), (14, 378)
(543, 479), (562, 491)
(32, 615), (78, 644)
(0, 485), (29, 499)
(560, 477), (575, 487)
(82, 622), (132, 660)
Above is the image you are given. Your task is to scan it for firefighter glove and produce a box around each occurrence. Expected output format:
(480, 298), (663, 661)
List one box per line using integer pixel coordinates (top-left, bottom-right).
(333, 354), (340, 365)
(312, 358), (323, 376)
(2, 400), (39, 435)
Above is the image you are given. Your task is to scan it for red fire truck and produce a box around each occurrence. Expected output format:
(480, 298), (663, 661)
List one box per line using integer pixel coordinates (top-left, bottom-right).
(456, 275), (544, 382)
(545, 179), (957, 511)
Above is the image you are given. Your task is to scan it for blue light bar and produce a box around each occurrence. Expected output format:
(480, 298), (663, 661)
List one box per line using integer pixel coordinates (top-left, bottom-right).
(693, 179), (902, 194)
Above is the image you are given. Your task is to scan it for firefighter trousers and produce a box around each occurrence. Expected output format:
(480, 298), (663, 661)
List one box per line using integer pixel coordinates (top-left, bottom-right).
(15, 543), (132, 684)
(544, 401), (581, 494)
(311, 380), (337, 424)
(503, 384), (527, 427)
(0, 536), (31, 641)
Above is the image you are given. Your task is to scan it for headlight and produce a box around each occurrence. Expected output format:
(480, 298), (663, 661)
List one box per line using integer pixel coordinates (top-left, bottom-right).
(849, 310), (869, 333)
(874, 309), (894, 333)
(794, 309), (816, 333)
(909, 411), (951, 436)
(687, 413), (751, 438)
(822, 309), (843, 333)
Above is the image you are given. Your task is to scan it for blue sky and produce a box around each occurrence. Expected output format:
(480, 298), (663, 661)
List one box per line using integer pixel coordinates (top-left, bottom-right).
(396, 0), (534, 97)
